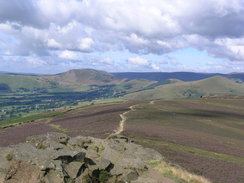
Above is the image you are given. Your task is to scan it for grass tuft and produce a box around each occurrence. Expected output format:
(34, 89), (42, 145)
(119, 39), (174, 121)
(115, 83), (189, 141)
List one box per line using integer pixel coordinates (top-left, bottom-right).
(148, 160), (211, 183)
(4, 152), (14, 161)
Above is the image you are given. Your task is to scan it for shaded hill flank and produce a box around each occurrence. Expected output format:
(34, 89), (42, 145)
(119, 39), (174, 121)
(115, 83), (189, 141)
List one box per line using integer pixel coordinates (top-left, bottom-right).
(112, 72), (244, 82)
(124, 76), (244, 100)
(0, 69), (155, 93)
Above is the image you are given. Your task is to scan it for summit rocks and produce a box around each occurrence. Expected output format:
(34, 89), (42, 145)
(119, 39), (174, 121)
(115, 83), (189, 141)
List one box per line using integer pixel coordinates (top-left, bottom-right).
(0, 133), (170, 183)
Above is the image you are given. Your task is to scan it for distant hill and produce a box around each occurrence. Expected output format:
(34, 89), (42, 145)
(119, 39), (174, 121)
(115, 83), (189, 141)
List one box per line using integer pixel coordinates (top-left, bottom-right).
(112, 72), (244, 82)
(0, 69), (126, 92)
(227, 73), (244, 82)
(0, 74), (53, 91)
(0, 69), (154, 93)
(45, 69), (124, 87)
(124, 76), (244, 100)
(114, 79), (156, 93)
(1, 69), (244, 98)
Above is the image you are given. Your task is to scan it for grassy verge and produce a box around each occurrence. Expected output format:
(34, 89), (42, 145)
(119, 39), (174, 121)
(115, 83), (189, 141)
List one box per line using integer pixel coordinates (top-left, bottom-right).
(48, 123), (93, 134)
(48, 124), (69, 133)
(93, 97), (125, 104)
(148, 160), (211, 183)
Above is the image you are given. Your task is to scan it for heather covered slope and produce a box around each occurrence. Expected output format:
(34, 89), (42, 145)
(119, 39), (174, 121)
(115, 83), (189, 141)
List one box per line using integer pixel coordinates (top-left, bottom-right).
(0, 97), (243, 182)
(123, 97), (244, 183)
(124, 76), (244, 100)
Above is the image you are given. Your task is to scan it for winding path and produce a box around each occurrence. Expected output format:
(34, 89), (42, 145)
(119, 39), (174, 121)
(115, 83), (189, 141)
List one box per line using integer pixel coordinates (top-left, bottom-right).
(150, 100), (155, 104)
(114, 105), (136, 135)
(114, 101), (154, 135)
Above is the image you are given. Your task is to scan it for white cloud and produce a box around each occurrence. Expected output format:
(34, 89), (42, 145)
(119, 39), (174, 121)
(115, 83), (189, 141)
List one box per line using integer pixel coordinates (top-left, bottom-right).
(151, 64), (160, 71)
(213, 37), (244, 60)
(26, 57), (47, 67)
(128, 57), (149, 66)
(59, 50), (79, 60)
(0, 0), (244, 73)
(157, 40), (171, 48)
(57, 21), (78, 35)
(101, 57), (114, 64)
(4, 51), (12, 56)
(46, 39), (62, 49)
(78, 37), (94, 51)
(0, 23), (16, 33)
(126, 33), (148, 45)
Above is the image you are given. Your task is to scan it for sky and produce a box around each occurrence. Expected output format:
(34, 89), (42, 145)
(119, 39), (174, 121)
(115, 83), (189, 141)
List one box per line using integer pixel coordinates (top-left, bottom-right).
(0, 0), (244, 74)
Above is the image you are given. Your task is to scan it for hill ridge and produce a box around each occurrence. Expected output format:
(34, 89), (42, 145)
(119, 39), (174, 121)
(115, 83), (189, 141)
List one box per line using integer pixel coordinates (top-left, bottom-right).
(124, 76), (244, 100)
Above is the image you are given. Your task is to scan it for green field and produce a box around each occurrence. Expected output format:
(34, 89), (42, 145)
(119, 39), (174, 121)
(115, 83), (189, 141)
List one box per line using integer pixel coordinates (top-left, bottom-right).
(0, 110), (68, 128)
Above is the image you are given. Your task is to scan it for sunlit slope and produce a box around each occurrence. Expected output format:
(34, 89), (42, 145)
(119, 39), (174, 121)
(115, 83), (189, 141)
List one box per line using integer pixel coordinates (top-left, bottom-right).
(124, 76), (244, 100)
(0, 74), (55, 91)
(0, 69), (124, 92)
(114, 79), (156, 93)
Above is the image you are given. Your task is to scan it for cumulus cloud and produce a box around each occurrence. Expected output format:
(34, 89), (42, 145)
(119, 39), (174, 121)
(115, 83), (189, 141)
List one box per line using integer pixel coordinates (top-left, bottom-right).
(0, 0), (44, 28)
(151, 64), (160, 71)
(78, 37), (94, 52)
(46, 39), (62, 49)
(26, 57), (47, 67)
(128, 57), (149, 66)
(59, 50), (79, 61)
(101, 57), (114, 65)
(0, 0), (244, 73)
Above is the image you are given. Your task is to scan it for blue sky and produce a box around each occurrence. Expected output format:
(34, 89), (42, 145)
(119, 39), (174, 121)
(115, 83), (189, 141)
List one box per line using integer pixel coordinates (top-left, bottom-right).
(0, 0), (244, 74)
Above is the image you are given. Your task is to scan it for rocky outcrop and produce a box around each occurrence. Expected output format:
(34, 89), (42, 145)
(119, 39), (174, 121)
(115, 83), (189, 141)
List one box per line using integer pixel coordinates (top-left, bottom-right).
(0, 133), (171, 183)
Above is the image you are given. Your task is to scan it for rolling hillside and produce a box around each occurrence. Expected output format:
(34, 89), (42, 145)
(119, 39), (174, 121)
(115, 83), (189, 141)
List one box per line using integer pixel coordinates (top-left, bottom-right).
(114, 79), (156, 93)
(0, 69), (125, 92)
(0, 74), (54, 91)
(1, 69), (244, 98)
(124, 76), (244, 100)
(45, 69), (125, 87)
(113, 71), (244, 82)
